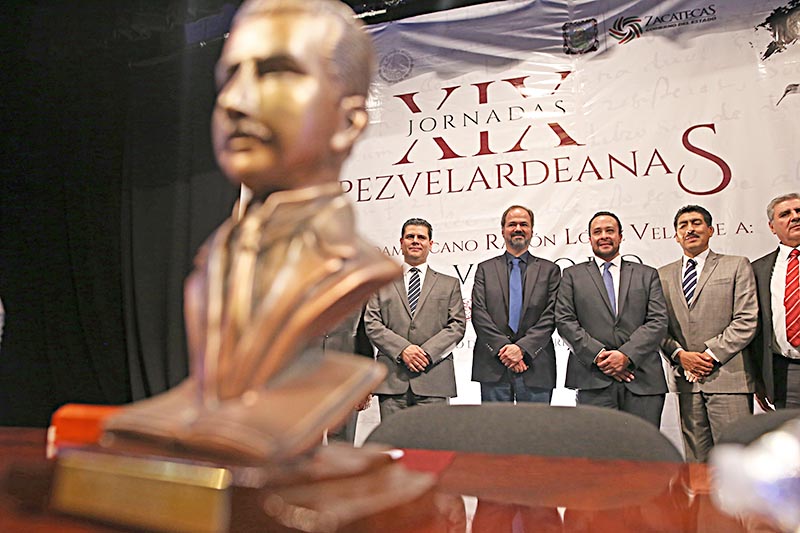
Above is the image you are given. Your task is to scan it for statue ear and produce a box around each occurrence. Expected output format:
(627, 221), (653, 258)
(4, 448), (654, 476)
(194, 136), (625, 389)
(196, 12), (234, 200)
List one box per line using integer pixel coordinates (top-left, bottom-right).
(330, 95), (368, 154)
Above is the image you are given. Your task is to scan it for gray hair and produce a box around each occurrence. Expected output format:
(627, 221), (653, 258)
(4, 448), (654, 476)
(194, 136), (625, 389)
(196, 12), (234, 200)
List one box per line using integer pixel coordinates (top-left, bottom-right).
(767, 192), (800, 221)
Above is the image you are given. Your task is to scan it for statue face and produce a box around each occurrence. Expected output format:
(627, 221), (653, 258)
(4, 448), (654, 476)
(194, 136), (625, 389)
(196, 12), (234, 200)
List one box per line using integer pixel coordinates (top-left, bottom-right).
(212, 13), (344, 196)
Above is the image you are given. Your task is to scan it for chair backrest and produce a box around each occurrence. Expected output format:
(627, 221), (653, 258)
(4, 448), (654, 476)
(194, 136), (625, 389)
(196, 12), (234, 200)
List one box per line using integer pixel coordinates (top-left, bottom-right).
(717, 408), (800, 445)
(365, 403), (683, 462)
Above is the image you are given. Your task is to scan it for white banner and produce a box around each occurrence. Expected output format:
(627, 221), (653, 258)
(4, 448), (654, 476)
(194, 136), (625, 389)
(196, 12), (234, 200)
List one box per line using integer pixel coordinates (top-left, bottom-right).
(342, 0), (800, 406)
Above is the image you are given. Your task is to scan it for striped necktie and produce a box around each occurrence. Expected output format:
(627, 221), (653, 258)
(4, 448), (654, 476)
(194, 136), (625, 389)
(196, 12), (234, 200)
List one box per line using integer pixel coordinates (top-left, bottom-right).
(408, 267), (421, 316)
(786, 249), (800, 348)
(683, 258), (697, 305)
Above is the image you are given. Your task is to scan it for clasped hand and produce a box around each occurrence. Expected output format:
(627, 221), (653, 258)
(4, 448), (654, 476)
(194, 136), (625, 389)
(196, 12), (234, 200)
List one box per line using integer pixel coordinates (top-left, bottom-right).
(401, 344), (429, 372)
(499, 344), (527, 373)
(596, 350), (634, 382)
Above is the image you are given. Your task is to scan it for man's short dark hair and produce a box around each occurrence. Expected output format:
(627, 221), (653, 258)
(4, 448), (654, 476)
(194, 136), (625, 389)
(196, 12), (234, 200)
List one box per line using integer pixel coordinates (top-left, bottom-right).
(588, 211), (622, 234)
(501, 205), (534, 227)
(401, 218), (433, 240)
(673, 205), (712, 230)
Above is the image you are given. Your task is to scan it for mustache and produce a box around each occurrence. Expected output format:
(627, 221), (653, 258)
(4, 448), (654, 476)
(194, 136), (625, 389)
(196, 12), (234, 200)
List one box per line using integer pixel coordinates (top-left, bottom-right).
(229, 120), (272, 143)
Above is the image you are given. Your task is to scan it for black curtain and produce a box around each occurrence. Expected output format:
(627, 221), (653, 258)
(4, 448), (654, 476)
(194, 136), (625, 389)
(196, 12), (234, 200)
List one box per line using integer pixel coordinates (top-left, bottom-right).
(0, 0), (494, 426)
(1, 4), (132, 425)
(121, 42), (238, 400)
(0, 4), (236, 426)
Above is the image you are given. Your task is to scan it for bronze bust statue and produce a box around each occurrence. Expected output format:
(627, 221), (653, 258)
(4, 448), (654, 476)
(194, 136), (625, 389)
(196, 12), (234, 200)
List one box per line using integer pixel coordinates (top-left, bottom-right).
(103, 0), (400, 462)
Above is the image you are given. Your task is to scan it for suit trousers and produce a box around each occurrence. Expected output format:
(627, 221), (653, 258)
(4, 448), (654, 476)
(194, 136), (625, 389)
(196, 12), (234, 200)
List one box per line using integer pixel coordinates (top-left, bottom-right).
(378, 390), (447, 421)
(480, 372), (552, 404)
(577, 381), (665, 427)
(678, 391), (753, 462)
(774, 354), (800, 409)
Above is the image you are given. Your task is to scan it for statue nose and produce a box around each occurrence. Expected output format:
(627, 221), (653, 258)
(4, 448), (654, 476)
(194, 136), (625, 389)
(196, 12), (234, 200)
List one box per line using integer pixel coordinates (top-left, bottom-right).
(217, 62), (259, 118)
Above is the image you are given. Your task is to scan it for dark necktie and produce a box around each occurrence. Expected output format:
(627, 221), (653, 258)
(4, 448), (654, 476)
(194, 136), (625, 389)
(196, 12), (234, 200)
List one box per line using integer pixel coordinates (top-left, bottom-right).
(508, 258), (522, 333)
(408, 267), (421, 316)
(683, 258), (697, 306)
(786, 249), (800, 348)
(603, 262), (616, 315)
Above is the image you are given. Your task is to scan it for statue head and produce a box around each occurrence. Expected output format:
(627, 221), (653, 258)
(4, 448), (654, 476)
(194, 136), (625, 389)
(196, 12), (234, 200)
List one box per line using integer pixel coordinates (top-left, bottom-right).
(211, 0), (374, 197)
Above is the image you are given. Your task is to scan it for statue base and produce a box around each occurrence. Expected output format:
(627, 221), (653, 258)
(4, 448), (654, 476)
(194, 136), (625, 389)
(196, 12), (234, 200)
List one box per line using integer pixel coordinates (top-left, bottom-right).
(7, 443), (436, 532)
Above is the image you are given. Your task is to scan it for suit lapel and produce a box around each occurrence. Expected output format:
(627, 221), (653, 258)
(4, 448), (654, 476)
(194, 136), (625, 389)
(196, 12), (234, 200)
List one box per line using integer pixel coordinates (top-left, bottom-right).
(617, 260), (631, 318)
(392, 276), (412, 317)
(493, 256), (510, 311)
(588, 260), (615, 316)
(757, 249), (780, 330)
(523, 256), (541, 311)
(415, 268), (437, 315)
(668, 260), (688, 311)
(691, 251), (718, 309)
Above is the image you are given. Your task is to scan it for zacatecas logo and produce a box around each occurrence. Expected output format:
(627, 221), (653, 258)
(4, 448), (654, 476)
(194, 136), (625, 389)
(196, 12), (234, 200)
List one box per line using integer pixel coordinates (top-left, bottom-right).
(610, 3), (717, 45)
(610, 17), (643, 44)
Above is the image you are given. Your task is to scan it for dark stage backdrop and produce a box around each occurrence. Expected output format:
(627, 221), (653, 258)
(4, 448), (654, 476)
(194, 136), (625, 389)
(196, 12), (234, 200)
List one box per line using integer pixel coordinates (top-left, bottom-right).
(121, 43), (238, 401)
(1, 4), (237, 425)
(0, 0), (494, 426)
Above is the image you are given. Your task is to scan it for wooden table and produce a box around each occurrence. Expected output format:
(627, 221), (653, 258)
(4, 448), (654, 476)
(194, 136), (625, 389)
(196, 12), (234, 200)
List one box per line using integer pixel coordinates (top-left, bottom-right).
(0, 427), (780, 532)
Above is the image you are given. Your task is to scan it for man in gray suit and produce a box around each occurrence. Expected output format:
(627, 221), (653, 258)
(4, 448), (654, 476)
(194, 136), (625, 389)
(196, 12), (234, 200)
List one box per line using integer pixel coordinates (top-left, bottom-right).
(556, 211), (668, 426)
(365, 218), (466, 420)
(748, 192), (800, 409)
(471, 205), (560, 403)
(659, 205), (758, 461)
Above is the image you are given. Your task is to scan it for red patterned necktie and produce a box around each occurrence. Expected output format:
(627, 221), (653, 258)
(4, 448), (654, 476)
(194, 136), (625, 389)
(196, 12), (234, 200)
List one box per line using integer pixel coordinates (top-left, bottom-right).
(787, 248), (800, 348)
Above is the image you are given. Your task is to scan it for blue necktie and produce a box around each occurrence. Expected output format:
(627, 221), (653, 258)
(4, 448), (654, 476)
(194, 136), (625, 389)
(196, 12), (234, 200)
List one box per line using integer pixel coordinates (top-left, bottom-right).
(603, 261), (616, 315)
(408, 267), (421, 316)
(683, 258), (697, 305)
(508, 258), (522, 333)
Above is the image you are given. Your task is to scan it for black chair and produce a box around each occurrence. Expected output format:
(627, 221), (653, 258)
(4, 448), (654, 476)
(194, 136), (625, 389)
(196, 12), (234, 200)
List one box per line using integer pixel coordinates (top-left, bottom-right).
(364, 403), (683, 462)
(717, 408), (800, 446)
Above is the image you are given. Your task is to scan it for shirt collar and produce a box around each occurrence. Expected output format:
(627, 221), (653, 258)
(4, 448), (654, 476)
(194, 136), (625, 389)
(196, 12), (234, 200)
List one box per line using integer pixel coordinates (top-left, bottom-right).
(683, 247), (710, 266)
(778, 242), (800, 261)
(594, 255), (620, 269)
(403, 262), (428, 276)
(505, 250), (531, 264)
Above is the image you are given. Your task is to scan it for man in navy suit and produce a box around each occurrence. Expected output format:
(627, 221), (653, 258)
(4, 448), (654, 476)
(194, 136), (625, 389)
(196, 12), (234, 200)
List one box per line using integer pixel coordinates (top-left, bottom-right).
(556, 211), (668, 426)
(471, 205), (560, 403)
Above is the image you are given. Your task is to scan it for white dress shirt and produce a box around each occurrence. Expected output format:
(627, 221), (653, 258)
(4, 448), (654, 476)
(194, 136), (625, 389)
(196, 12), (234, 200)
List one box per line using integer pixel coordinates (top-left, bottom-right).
(771, 243), (800, 360)
(403, 262), (428, 295)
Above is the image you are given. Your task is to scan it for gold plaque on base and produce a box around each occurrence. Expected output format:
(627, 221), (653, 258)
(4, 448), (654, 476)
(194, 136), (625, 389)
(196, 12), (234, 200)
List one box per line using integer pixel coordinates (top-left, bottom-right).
(51, 449), (233, 532)
(44, 444), (436, 533)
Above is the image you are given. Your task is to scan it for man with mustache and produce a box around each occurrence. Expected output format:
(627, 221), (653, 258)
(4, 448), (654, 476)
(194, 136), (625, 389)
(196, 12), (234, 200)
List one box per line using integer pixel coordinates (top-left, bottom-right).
(471, 206), (561, 404)
(748, 192), (800, 409)
(365, 218), (466, 419)
(556, 211), (668, 426)
(658, 205), (758, 461)
(104, 0), (401, 460)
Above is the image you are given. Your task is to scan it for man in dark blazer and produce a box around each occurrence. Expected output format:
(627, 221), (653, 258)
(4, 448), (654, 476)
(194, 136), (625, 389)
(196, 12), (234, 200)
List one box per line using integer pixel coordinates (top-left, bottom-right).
(556, 211), (668, 426)
(748, 192), (800, 409)
(365, 218), (466, 420)
(659, 205), (758, 461)
(319, 309), (374, 444)
(471, 205), (560, 403)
